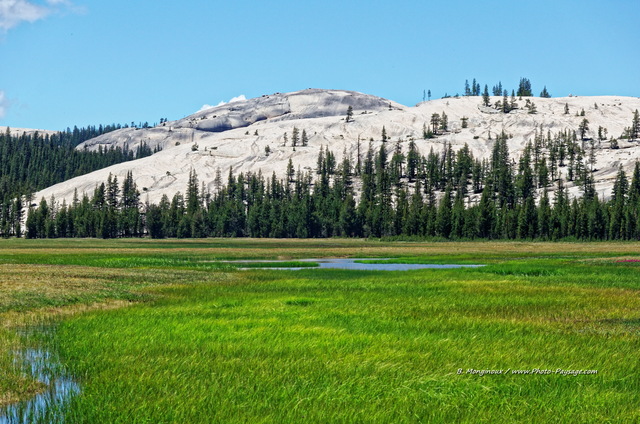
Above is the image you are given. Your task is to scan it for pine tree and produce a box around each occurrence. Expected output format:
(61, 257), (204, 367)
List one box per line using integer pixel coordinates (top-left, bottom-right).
(292, 127), (300, 147)
(435, 184), (452, 238)
(631, 110), (640, 141)
(626, 162), (640, 238)
(316, 145), (325, 174)
(390, 141), (405, 187)
(587, 195), (606, 240)
(346, 106), (354, 123)
(579, 118), (590, 140)
(517, 78), (532, 96)
(537, 155), (549, 188)
(338, 193), (357, 236)
(492, 82), (503, 96)
(610, 138), (619, 149)
(287, 159), (295, 183)
(482, 85), (491, 107)
(476, 184), (494, 238)
(406, 141), (419, 182)
(106, 174), (119, 211)
(393, 188), (409, 236)
(451, 179), (466, 238)
(491, 131), (515, 208)
(440, 112), (448, 132)
(430, 113), (441, 134)
(186, 169), (199, 216)
(517, 196), (537, 239)
(403, 181), (423, 235)
(146, 203), (165, 238)
(502, 92), (511, 113)
(516, 142), (535, 202)
(629, 162), (640, 205)
(609, 165), (628, 239)
(539, 86), (551, 98)
(537, 189), (551, 239)
(120, 170), (140, 236)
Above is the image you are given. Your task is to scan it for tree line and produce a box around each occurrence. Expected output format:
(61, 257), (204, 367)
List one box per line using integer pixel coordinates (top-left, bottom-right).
(436, 77), (552, 101)
(23, 118), (640, 241)
(0, 127), (157, 236)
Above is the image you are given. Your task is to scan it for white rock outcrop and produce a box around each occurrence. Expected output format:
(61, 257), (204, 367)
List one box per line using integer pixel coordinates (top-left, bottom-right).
(33, 89), (640, 206)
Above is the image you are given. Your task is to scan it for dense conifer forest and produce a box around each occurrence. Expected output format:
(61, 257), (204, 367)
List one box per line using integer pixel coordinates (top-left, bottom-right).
(0, 126), (156, 236)
(22, 128), (640, 240)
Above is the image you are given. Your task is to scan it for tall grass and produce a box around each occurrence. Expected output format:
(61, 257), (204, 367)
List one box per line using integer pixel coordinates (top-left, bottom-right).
(1, 239), (640, 423)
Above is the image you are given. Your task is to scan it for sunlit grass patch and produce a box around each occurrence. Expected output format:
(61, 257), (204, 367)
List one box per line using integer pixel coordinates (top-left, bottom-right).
(1, 239), (640, 422)
(49, 267), (640, 422)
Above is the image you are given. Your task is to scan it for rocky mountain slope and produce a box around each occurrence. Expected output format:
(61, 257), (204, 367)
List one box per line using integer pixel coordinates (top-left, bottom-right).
(34, 89), (640, 205)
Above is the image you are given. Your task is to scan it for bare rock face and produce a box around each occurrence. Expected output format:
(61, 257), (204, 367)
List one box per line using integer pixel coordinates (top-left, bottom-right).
(181, 94), (291, 133)
(35, 90), (640, 207)
(77, 89), (403, 153)
(177, 89), (401, 130)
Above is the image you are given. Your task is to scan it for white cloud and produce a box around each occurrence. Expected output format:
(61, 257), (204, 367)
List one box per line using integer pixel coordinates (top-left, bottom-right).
(197, 104), (215, 113)
(0, 91), (7, 118)
(225, 95), (247, 104)
(198, 95), (246, 113)
(0, 0), (74, 32)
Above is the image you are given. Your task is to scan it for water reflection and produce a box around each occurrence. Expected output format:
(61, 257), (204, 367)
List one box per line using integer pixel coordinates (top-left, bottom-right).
(240, 258), (484, 271)
(0, 328), (79, 424)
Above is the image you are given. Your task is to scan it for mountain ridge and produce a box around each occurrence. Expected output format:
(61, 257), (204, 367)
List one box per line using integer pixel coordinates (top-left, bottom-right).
(33, 89), (640, 206)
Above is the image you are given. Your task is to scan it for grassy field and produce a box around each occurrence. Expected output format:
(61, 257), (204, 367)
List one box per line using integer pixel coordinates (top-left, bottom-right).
(1, 239), (639, 423)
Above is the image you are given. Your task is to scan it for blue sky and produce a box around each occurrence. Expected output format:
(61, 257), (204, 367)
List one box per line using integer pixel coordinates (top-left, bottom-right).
(1, 0), (638, 130)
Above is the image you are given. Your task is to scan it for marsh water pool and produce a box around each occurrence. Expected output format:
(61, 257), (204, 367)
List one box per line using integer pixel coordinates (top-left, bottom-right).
(236, 258), (485, 271)
(0, 329), (79, 424)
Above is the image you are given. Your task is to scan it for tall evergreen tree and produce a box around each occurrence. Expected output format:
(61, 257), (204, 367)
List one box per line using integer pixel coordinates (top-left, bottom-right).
(482, 85), (491, 107)
(346, 106), (354, 123)
(291, 127), (300, 147)
(578, 118), (590, 140)
(430, 113), (440, 134)
(631, 110), (640, 141)
(609, 165), (628, 239)
(435, 184), (452, 238)
(517, 78), (532, 96)
(186, 169), (200, 216)
(539, 86), (551, 98)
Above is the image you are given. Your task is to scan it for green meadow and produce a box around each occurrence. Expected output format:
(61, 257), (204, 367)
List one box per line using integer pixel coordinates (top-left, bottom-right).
(1, 239), (639, 423)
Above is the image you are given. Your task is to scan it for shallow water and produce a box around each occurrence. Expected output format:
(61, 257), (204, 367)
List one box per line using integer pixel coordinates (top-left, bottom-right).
(0, 328), (79, 424)
(239, 258), (484, 271)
